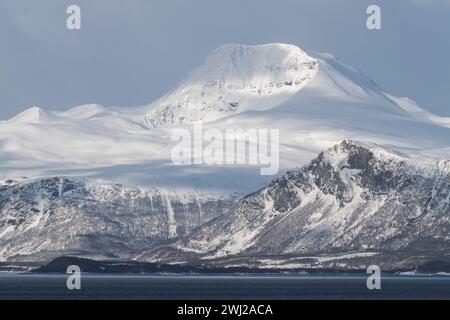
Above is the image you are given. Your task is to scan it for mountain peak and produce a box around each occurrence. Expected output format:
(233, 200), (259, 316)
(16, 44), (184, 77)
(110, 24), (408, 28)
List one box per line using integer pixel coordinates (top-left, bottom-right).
(145, 43), (319, 127)
(314, 140), (403, 173)
(196, 43), (317, 90)
(205, 43), (312, 65)
(319, 140), (367, 167)
(7, 106), (54, 124)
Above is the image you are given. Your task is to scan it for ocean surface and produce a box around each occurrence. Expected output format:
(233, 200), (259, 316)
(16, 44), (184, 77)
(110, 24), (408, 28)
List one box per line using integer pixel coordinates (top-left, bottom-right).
(0, 274), (449, 300)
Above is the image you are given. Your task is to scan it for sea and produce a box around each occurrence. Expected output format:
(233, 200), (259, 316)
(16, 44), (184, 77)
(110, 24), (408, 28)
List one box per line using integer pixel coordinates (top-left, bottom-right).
(0, 273), (449, 300)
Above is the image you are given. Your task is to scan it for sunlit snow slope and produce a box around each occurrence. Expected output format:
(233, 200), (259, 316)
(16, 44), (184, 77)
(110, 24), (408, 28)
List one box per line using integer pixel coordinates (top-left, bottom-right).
(0, 43), (449, 196)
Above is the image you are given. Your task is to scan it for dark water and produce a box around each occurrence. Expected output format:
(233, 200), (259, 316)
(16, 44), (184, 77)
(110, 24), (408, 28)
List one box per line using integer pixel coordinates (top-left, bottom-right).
(1, 274), (450, 300)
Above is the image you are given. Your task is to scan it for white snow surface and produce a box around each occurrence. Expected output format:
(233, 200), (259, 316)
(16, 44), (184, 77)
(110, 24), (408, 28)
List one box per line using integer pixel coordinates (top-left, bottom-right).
(1, 43), (449, 196)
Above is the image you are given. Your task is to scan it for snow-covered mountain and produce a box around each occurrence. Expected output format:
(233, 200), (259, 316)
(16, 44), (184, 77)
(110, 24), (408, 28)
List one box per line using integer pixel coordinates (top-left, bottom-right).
(0, 43), (449, 267)
(145, 44), (319, 126)
(1, 43), (449, 195)
(0, 177), (234, 261)
(144, 141), (450, 269)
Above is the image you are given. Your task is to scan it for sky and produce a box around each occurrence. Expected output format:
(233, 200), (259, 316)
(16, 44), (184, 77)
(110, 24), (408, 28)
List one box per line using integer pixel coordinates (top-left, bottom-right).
(0, 0), (449, 120)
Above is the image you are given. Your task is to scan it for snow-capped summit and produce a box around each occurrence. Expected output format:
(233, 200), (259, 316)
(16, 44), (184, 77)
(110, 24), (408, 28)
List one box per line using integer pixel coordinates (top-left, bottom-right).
(7, 106), (58, 124)
(187, 43), (317, 92)
(144, 43), (319, 126)
(143, 43), (450, 130)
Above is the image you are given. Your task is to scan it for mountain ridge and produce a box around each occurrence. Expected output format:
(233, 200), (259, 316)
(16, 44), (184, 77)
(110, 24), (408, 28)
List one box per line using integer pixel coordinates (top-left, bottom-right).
(139, 141), (450, 269)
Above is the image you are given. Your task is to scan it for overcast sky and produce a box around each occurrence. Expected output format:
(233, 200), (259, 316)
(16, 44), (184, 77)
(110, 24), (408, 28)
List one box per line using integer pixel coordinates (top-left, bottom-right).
(1, 0), (449, 120)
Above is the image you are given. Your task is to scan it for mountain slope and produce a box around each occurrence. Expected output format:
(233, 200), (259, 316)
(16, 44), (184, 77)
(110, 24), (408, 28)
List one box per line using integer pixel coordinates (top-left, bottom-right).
(146, 141), (450, 269)
(0, 178), (235, 261)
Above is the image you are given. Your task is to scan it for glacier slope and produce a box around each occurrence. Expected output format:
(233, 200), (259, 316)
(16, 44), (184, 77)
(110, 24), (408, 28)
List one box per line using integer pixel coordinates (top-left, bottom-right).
(0, 43), (449, 197)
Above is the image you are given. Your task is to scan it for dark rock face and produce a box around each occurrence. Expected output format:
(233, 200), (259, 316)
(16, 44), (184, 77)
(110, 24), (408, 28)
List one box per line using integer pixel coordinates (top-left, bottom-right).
(0, 178), (235, 262)
(165, 141), (450, 269)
